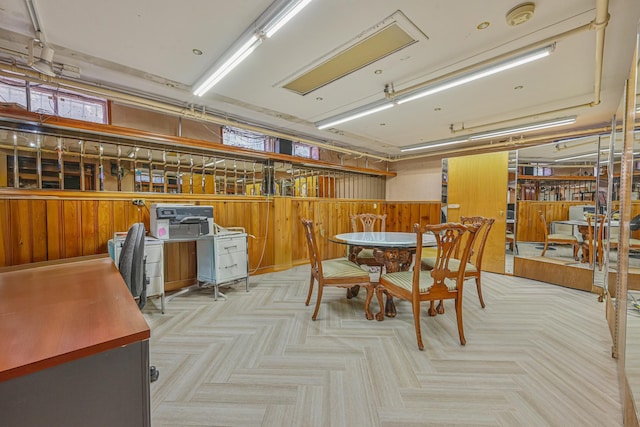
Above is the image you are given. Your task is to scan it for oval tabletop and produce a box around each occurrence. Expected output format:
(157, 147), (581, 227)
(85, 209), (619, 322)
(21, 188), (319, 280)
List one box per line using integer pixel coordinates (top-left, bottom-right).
(330, 232), (436, 248)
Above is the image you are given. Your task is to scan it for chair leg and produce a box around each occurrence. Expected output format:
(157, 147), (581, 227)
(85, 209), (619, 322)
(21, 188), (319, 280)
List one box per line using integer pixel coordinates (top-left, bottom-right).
(428, 301), (437, 316)
(375, 287), (385, 321)
(305, 274), (314, 306)
(311, 283), (323, 321)
(436, 300), (444, 314)
(412, 300), (424, 351)
(455, 296), (466, 346)
(541, 241), (548, 257)
(363, 285), (374, 320)
(476, 276), (485, 308)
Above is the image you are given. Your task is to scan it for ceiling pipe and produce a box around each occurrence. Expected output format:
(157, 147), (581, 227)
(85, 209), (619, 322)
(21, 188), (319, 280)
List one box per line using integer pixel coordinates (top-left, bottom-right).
(449, 0), (609, 135)
(0, 61), (620, 165)
(0, 0), (612, 165)
(0, 65), (391, 163)
(592, 0), (610, 106)
(397, 125), (614, 162)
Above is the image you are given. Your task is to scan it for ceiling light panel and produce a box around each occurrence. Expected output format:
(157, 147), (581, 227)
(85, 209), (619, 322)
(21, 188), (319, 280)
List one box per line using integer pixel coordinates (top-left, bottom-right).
(280, 10), (426, 96)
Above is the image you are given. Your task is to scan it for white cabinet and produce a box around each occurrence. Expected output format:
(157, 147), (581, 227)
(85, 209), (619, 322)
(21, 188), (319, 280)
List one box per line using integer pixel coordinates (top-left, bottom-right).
(109, 236), (165, 313)
(196, 232), (249, 299)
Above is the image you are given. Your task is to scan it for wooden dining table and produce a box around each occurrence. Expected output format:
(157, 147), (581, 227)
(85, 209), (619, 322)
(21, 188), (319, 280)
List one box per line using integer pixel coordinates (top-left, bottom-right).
(330, 231), (437, 318)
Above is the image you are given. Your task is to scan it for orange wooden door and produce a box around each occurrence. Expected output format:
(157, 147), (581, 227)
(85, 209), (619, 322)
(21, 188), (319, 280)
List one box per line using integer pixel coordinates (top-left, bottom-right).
(447, 151), (508, 274)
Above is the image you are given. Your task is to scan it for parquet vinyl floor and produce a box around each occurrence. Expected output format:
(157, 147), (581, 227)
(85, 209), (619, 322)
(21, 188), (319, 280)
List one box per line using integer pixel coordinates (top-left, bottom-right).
(143, 265), (621, 427)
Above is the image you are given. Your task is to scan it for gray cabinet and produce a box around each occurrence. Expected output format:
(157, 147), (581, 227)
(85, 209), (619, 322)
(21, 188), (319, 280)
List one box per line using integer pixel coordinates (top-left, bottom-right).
(196, 232), (249, 299)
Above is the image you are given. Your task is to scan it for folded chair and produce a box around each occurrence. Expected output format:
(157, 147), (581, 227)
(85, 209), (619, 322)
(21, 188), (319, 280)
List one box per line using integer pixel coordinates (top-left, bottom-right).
(377, 222), (481, 350)
(301, 218), (383, 320)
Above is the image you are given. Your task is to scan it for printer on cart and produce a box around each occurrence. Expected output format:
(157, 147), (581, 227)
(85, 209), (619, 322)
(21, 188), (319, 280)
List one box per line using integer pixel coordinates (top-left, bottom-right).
(150, 203), (214, 240)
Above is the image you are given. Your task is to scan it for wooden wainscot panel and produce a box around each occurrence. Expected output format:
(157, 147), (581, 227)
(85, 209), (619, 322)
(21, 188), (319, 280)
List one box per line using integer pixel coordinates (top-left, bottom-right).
(514, 256), (593, 292)
(31, 199), (47, 263)
(273, 197), (293, 271)
(45, 200), (63, 261)
(383, 201), (441, 232)
(0, 190), (441, 282)
(97, 200), (114, 253)
(11, 199), (32, 265)
(0, 199), (10, 266)
(62, 200), (82, 259)
(81, 200), (99, 256)
(385, 203), (413, 232)
(163, 241), (197, 291)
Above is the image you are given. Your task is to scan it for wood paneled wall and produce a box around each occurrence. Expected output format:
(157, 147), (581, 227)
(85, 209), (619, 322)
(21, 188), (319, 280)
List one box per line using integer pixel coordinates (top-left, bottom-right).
(290, 200), (441, 266)
(0, 191), (441, 277)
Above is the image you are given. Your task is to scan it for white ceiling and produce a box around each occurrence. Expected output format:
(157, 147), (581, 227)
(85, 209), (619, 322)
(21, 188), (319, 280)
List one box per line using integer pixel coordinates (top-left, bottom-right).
(0, 0), (639, 161)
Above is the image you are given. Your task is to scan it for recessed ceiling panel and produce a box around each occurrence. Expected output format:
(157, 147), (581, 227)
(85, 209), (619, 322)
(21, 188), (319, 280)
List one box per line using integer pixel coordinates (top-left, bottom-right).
(283, 21), (418, 96)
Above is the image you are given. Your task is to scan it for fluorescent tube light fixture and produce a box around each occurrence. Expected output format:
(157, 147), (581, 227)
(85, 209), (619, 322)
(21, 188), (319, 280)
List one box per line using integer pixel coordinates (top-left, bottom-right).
(398, 116), (576, 154)
(264, 0), (313, 38)
(193, 35), (261, 96)
(400, 139), (468, 152)
(469, 116), (576, 140)
(193, 0), (313, 96)
(316, 100), (394, 130)
(555, 152), (599, 162)
(396, 44), (554, 105)
(316, 44), (554, 130)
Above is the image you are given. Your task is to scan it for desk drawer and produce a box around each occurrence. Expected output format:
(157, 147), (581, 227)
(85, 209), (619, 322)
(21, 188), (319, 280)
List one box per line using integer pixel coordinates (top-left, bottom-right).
(215, 236), (247, 256)
(145, 244), (164, 263)
(215, 252), (248, 282)
(147, 277), (164, 297)
(146, 261), (163, 278)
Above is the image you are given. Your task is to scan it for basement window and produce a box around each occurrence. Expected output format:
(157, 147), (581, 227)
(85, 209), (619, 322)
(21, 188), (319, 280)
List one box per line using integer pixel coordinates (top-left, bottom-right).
(0, 77), (108, 124)
(0, 76), (27, 108)
(222, 126), (271, 151)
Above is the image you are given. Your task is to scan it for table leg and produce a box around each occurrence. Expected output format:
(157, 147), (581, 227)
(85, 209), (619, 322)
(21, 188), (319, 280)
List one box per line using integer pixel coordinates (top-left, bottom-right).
(346, 285), (360, 299)
(373, 247), (413, 319)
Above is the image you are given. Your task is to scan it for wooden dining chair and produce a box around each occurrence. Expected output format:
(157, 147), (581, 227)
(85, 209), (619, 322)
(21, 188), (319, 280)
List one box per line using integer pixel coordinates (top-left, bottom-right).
(346, 213), (387, 299)
(376, 222), (481, 351)
(583, 214), (605, 269)
(349, 213), (387, 266)
(421, 216), (495, 310)
(537, 210), (579, 259)
(505, 223), (518, 254)
(301, 218), (383, 321)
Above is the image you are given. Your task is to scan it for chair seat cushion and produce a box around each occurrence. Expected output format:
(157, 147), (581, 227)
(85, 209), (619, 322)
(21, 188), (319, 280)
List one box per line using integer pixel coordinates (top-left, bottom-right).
(380, 270), (457, 292)
(356, 248), (375, 259)
(420, 257), (477, 273)
(323, 258), (369, 278)
(548, 233), (577, 241)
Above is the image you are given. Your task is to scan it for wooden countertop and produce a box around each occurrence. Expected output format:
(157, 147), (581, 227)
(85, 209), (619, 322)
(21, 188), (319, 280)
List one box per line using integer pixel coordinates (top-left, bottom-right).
(0, 257), (150, 382)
